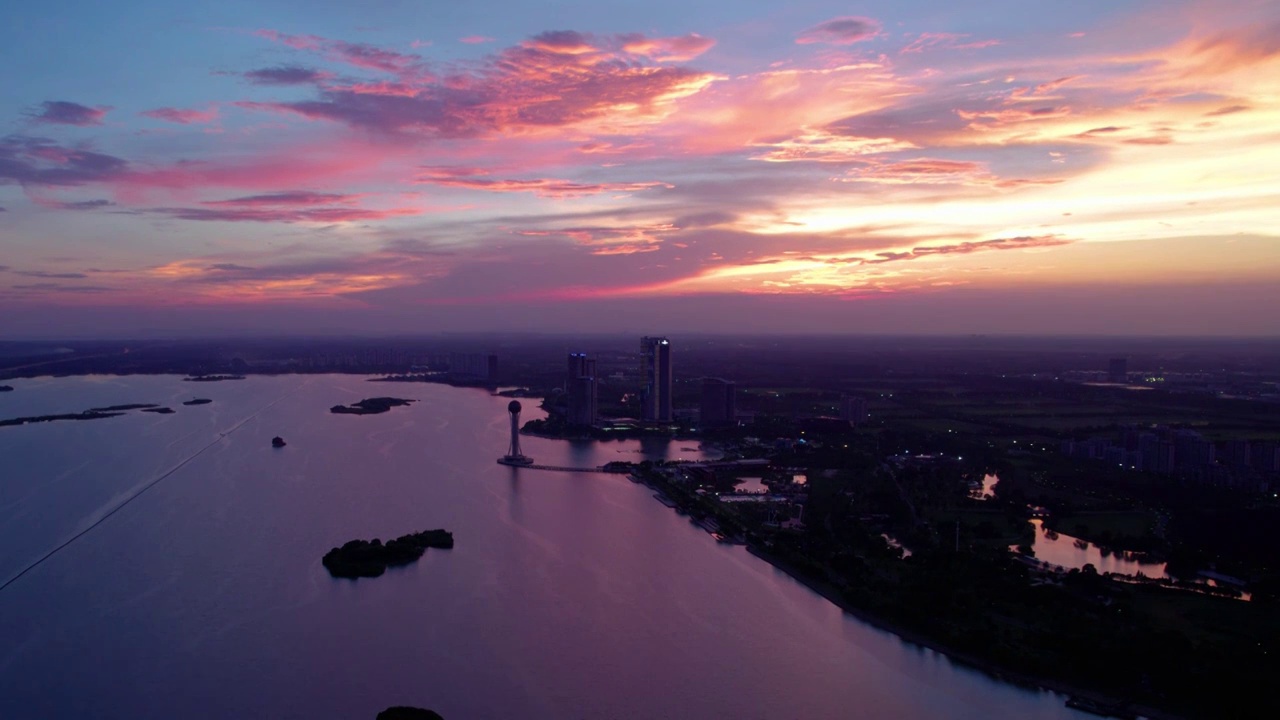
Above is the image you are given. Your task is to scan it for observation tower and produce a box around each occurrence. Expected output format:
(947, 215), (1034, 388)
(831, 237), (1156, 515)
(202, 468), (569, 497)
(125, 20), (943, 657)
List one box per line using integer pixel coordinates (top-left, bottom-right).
(499, 400), (534, 466)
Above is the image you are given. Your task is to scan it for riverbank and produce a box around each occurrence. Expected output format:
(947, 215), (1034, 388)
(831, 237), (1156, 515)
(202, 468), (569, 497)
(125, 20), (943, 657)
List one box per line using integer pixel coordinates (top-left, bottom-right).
(631, 465), (1183, 719)
(743, 542), (1181, 720)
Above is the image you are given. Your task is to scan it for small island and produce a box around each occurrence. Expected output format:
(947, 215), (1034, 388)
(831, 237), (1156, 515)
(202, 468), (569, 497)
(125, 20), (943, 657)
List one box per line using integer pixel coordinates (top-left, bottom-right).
(329, 397), (416, 415)
(87, 403), (159, 412)
(0, 410), (125, 427)
(142, 407), (175, 414)
(322, 529), (453, 578)
(272, 436), (287, 448)
(182, 398), (212, 406)
(0, 385), (13, 392)
(377, 708), (443, 720)
(183, 375), (245, 382)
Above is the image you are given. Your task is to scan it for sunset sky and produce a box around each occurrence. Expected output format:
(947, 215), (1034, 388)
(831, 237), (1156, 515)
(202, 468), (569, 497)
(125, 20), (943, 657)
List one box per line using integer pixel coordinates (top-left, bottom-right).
(1, 0), (1277, 337)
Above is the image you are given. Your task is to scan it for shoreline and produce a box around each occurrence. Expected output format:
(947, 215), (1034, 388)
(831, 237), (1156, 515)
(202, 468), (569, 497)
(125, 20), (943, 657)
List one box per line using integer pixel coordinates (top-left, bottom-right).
(742, 541), (1181, 720)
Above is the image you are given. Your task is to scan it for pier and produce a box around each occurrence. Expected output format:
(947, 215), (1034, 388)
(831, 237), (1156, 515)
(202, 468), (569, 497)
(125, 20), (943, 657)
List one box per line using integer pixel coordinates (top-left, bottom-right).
(496, 459), (628, 473)
(495, 457), (768, 473)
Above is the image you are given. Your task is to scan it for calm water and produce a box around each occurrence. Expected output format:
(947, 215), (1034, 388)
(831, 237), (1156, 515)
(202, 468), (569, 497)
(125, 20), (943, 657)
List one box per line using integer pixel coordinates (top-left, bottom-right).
(0, 375), (1089, 719)
(1026, 519), (1169, 579)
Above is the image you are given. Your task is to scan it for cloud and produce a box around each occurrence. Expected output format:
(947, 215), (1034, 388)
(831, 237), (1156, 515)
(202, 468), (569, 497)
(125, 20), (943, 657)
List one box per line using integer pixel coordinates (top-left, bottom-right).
(901, 33), (1000, 54)
(141, 189), (420, 224)
(796, 17), (880, 46)
(416, 167), (672, 197)
(14, 270), (90, 279)
(10, 283), (110, 293)
(1184, 20), (1280, 75)
(0, 136), (128, 187)
(1205, 104), (1250, 116)
(859, 235), (1072, 264)
(243, 66), (330, 85)
(42, 199), (115, 210)
(241, 31), (718, 137)
(141, 106), (219, 124)
(751, 130), (916, 162)
(620, 33), (715, 62)
(516, 223), (676, 255)
(203, 191), (359, 206)
(28, 101), (110, 126)
(255, 31), (422, 74)
(460, 35), (495, 44)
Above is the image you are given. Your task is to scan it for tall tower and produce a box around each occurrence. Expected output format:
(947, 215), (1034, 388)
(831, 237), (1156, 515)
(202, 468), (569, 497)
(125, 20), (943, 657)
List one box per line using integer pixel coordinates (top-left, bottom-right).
(502, 400), (533, 465)
(1108, 357), (1128, 383)
(700, 377), (735, 427)
(640, 336), (672, 423)
(566, 352), (597, 427)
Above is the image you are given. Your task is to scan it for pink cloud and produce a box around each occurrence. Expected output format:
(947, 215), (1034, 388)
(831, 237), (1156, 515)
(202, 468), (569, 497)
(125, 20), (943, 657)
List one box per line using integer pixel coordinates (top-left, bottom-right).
(240, 32), (718, 137)
(835, 157), (1062, 188)
(202, 191), (360, 206)
(901, 32), (1000, 54)
(417, 167), (671, 197)
(29, 101), (110, 126)
(796, 17), (881, 46)
(255, 30), (422, 74)
(152, 205), (421, 223)
(620, 33), (716, 62)
(516, 223), (676, 254)
(460, 35), (495, 44)
(141, 106), (219, 124)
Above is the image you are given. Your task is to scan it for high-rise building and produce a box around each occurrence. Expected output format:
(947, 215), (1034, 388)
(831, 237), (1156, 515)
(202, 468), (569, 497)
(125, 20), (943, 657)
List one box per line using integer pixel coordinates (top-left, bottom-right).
(700, 377), (735, 427)
(640, 336), (672, 422)
(1108, 357), (1128, 383)
(566, 352), (597, 427)
(840, 395), (867, 424)
(449, 352), (498, 383)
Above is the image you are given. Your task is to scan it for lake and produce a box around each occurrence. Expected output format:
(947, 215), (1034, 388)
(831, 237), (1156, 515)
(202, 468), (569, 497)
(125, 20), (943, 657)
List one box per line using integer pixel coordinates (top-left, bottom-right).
(0, 375), (1089, 719)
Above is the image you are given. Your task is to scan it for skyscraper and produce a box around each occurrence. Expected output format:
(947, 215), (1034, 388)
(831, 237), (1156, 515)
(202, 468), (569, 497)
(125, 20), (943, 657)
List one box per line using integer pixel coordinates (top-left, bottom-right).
(1108, 357), (1128, 383)
(840, 395), (867, 424)
(566, 352), (597, 427)
(640, 336), (672, 422)
(700, 377), (736, 427)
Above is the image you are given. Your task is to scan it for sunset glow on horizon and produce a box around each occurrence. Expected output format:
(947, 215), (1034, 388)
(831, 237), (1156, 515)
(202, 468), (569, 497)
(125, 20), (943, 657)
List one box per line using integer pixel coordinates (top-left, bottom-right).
(2, 0), (1278, 336)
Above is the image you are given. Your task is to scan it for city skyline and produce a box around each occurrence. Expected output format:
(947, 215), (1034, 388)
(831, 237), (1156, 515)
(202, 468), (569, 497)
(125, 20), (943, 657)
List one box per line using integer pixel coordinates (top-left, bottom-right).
(2, 0), (1278, 338)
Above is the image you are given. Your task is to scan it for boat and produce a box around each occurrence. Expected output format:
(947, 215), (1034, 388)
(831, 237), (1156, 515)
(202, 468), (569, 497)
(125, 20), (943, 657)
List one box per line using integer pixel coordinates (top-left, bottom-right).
(271, 436), (287, 448)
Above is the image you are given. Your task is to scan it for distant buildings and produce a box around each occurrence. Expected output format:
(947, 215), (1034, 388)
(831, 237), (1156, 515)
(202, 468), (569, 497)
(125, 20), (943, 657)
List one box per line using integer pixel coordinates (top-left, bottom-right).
(840, 395), (868, 424)
(1061, 426), (1277, 492)
(640, 336), (673, 422)
(700, 377), (736, 427)
(1108, 357), (1128, 383)
(449, 352), (498, 383)
(566, 352), (598, 427)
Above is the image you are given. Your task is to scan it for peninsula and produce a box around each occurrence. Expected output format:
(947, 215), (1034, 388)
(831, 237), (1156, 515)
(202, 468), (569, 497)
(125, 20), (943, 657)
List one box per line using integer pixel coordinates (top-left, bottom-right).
(329, 397), (415, 415)
(322, 529), (453, 578)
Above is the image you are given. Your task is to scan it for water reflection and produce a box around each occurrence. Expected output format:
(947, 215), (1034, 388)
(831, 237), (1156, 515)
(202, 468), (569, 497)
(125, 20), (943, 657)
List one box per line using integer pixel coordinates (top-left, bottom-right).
(1026, 519), (1167, 578)
(969, 473), (999, 501)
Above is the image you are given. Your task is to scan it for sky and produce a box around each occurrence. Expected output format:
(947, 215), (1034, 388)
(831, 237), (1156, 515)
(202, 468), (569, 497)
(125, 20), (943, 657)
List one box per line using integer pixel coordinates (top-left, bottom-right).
(1, 0), (1278, 338)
